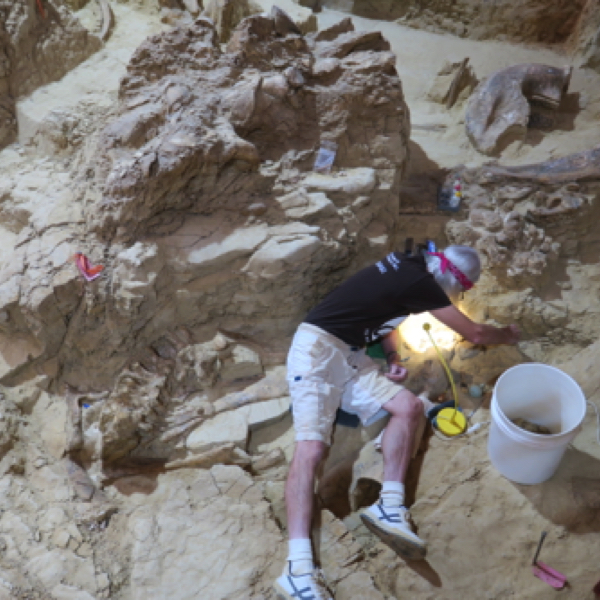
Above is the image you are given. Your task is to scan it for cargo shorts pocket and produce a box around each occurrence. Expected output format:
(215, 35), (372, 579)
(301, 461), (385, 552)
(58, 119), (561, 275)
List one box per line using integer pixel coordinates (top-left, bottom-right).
(287, 336), (330, 381)
(289, 378), (340, 444)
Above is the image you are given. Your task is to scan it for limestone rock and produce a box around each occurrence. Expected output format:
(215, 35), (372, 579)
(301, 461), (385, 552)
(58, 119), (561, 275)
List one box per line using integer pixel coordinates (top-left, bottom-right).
(0, 461), (101, 597)
(447, 149), (600, 282)
(99, 363), (168, 463)
(425, 58), (478, 108)
(30, 103), (112, 155)
(165, 442), (251, 470)
(442, 150), (600, 361)
(213, 366), (289, 412)
(0, 14), (410, 395)
(582, 26), (600, 72)
(187, 408), (249, 452)
(313, 509), (368, 588)
(0, 392), (19, 460)
(251, 447), (285, 473)
(336, 572), (385, 600)
(202, 0), (260, 43)
(252, 0), (317, 35)
(0, 0), (101, 151)
(211, 332), (229, 351)
(383, 422), (600, 598)
(219, 344), (263, 383)
(245, 396), (289, 430)
(277, 189), (337, 221)
(313, 29), (390, 59)
(0, 44), (15, 149)
(304, 168), (377, 197)
(126, 467), (284, 599)
(311, 16), (353, 42)
(172, 342), (220, 395)
(336, 0), (586, 44)
(270, 4), (302, 36)
(242, 232), (323, 279)
(348, 442), (384, 511)
(186, 397), (289, 452)
(569, 1), (600, 73)
(35, 392), (68, 460)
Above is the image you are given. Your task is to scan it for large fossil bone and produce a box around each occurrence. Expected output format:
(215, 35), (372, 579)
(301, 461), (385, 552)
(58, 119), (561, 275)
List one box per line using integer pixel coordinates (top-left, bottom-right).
(473, 145), (600, 185)
(465, 64), (572, 155)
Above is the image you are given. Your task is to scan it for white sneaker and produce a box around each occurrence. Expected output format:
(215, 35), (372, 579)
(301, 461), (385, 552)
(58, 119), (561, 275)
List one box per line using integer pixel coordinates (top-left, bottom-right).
(360, 502), (427, 560)
(273, 563), (333, 600)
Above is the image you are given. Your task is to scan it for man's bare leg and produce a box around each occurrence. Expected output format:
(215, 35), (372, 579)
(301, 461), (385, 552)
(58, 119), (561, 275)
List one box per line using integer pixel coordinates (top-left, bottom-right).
(380, 389), (422, 483)
(359, 389), (427, 560)
(275, 440), (333, 600)
(284, 440), (327, 567)
(286, 440), (327, 538)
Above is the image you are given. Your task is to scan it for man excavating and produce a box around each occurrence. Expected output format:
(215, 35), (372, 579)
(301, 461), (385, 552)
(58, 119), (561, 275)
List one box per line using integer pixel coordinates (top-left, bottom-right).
(274, 245), (520, 600)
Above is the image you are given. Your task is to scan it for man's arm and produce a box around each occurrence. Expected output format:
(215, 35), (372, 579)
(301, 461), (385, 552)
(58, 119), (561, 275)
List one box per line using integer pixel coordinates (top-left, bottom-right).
(429, 305), (520, 346)
(381, 328), (408, 382)
(381, 327), (401, 363)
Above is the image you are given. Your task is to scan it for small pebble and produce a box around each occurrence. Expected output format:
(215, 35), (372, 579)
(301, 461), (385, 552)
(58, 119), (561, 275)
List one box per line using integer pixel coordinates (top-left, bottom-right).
(468, 384), (483, 398)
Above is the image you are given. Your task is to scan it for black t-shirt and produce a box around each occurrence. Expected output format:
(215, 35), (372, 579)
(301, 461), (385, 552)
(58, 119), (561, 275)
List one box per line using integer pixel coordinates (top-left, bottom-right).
(304, 252), (452, 347)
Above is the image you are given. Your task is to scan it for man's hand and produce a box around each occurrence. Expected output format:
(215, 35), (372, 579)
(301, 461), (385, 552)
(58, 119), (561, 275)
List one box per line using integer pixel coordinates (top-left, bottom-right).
(381, 331), (408, 382)
(386, 362), (408, 383)
(504, 324), (520, 345)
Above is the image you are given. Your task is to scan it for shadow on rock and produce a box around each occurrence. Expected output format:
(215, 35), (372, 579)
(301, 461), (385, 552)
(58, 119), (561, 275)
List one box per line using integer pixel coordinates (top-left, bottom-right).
(399, 140), (448, 214)
(513, 446), (600, 533)
(405, 558), (442, 588)
(103, 457), (168, 496)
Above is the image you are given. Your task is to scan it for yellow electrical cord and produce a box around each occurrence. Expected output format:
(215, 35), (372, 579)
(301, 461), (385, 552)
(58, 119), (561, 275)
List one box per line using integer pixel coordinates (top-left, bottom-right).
(423, 323), (466, 435)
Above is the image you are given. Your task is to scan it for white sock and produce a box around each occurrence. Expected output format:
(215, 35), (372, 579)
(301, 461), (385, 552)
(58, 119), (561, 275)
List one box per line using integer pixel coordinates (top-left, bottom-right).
(380, 481), (405, 508)
(418, 392), (435, 416)
(287, 538), (314, 575)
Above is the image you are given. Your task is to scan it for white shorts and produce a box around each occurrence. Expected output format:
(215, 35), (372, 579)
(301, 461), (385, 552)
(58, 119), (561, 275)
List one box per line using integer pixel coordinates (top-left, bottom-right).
(287, 323), (405, 445)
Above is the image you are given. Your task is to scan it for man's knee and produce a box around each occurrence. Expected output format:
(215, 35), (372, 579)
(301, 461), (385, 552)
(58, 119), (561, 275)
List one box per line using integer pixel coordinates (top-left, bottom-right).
(382, 390), (423, 423)
(291, 440), (328, 469)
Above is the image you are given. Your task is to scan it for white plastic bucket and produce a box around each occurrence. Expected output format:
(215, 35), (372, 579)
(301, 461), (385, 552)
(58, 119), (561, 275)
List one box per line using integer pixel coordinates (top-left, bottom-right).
(488, 363), (586, 485)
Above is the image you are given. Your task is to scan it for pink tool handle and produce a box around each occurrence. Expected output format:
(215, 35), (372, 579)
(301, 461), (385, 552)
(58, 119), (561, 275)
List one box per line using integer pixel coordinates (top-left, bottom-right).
(533, 563), (566, 590)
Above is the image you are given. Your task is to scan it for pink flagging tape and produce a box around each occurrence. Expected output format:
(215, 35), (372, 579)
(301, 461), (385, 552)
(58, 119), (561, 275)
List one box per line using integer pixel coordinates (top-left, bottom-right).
(73, 253), (104, 282)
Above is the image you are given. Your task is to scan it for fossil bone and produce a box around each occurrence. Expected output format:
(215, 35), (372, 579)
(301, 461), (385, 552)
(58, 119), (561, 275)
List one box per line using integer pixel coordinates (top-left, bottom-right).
(465, 64), (572, 155)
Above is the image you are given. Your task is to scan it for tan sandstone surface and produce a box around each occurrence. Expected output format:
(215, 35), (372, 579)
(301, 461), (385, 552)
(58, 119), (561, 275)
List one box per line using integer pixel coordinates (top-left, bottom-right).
(0, 1), (599, 599)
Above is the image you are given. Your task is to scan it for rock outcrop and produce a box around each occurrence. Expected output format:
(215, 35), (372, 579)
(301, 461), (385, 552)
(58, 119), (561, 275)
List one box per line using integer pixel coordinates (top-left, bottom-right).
(326, 0), (587, 44)
(202, 0), (259, 42)
(0, 16), (414, 594)
(0, 11), (410, 394)
(425, 57), (478, 109)
(572, 0), (600, 72)
(442, 148), (600, 360)
(0, 0), (101, 150)
(252, 0), (318, 35)
(446, 153), (591, 284)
